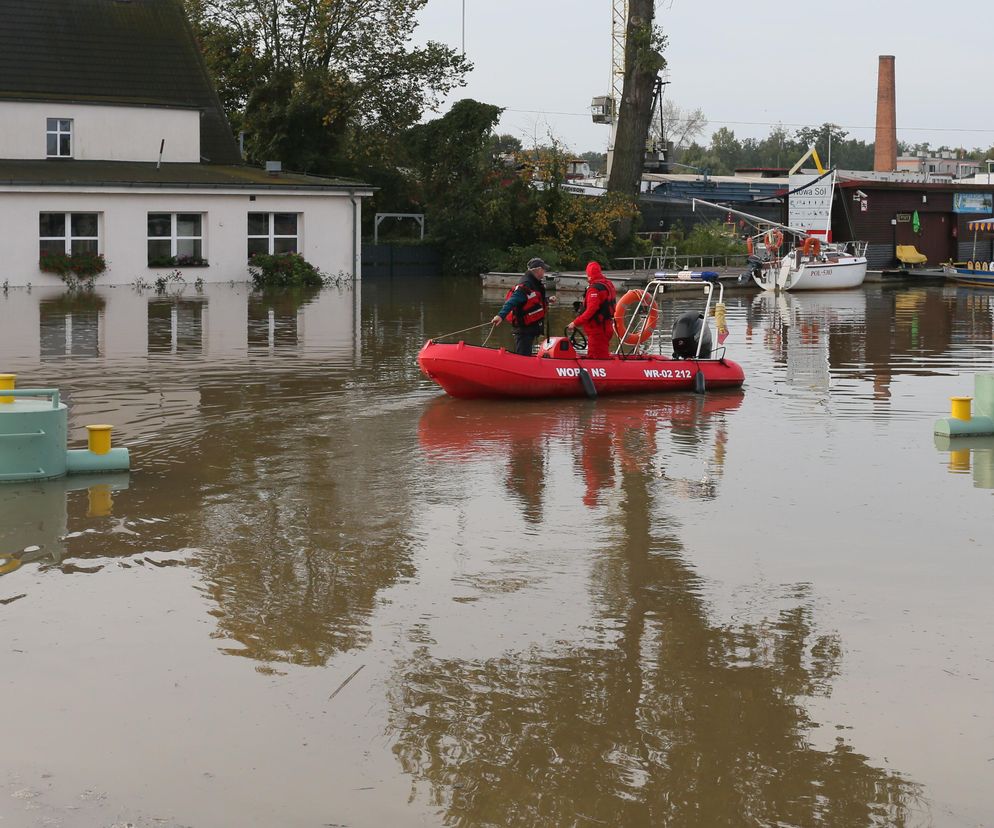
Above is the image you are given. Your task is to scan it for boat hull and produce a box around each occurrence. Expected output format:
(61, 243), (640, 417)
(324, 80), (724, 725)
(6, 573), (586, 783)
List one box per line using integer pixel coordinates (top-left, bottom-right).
(418, 341), (745, 399)
(756, 257), (867, 291)
(945, 267), (994, 288)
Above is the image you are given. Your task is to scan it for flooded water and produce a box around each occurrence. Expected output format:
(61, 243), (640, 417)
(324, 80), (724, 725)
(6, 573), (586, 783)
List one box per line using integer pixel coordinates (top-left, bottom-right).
(1, 278), (992, 827)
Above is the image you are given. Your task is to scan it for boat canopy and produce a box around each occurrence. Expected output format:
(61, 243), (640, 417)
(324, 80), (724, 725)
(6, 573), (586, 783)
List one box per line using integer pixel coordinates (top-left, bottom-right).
(966, 217), (994, 233)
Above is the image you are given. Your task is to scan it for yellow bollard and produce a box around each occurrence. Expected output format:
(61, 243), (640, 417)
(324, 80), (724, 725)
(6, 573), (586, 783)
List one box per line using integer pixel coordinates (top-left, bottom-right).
(949, 449), (971, 472)
(86, 424), (113, 455)
(950, 396), (973, 421)
(87, 484), (113, 517)
(0, 373), (14, 404)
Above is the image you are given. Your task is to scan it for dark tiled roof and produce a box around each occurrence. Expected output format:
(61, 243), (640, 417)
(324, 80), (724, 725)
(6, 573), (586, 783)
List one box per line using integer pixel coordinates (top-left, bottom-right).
(0, 160), (373, 190)
(0, 0), (241, 164)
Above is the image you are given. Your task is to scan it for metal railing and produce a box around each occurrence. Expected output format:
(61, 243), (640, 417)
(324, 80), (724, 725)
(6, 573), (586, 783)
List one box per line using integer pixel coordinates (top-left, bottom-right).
(613, 252), (749, 274)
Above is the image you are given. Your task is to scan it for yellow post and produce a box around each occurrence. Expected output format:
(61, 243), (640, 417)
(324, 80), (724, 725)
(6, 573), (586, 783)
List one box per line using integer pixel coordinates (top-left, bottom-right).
(949, 449), (971, 472)
(86, 424), (113, 455)
(0, 373), (15, 404)
(950, 396), (973, 421)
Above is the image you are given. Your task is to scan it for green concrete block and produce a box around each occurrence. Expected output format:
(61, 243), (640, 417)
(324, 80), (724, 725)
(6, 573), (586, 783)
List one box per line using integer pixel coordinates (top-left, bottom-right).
(65, 447), (130, 474)
(934, 415), (994, 436)
(975, 373), (994, 420)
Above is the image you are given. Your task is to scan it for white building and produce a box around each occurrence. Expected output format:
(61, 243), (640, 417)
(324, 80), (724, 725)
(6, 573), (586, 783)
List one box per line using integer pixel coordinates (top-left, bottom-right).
(0, 0), (372, 287)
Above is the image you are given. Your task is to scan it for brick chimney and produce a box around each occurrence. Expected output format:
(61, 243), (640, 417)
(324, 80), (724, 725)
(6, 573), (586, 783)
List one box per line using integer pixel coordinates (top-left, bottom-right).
(874, 55), (897, 172)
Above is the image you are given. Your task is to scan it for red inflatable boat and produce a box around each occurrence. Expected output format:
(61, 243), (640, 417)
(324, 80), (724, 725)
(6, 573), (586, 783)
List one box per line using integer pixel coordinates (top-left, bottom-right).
(418, 338), (744, 399)
(419, 276), (745, 400)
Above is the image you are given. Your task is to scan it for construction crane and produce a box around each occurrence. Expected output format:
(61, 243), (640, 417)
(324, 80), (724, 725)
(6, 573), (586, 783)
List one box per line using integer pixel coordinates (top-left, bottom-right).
(591, 0), (668, 178)
(590, 0), (628, 176)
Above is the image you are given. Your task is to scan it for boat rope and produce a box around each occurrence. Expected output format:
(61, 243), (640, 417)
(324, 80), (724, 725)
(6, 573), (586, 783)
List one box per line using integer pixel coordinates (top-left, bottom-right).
(433, 321), (495, 341)
(481, 323), (498, 347)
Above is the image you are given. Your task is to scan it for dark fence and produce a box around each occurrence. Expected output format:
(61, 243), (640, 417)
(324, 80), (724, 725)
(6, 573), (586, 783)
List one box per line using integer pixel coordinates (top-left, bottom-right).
(362, 243), (441, 277)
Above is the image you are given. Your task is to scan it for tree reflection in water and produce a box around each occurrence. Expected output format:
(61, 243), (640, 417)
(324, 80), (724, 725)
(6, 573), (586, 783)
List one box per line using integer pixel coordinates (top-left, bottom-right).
(400, 396), (924, 825)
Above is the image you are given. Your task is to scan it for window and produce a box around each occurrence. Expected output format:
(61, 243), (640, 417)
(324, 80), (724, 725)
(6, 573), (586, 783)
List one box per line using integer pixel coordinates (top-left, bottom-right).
(147, 213), (205, 265)
(247, 212), (298, 257)
(46, 118), (73, 158)
(39, 212), (99, 255)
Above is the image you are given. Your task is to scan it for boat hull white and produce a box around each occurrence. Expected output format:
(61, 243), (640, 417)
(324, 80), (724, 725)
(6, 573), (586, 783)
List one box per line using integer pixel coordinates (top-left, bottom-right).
(754, 257), (867, 291)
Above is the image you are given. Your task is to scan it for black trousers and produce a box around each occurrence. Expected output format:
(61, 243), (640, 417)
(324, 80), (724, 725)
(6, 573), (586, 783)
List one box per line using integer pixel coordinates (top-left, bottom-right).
(513, 324), (543, 356)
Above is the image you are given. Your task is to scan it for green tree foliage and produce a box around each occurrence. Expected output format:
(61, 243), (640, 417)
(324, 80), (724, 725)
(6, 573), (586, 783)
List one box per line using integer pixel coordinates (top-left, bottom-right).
(399, 101), (638, 275)
(185, 0), (470, 176)
(676, 122), (876, 174)
(402, 100), (518, 274)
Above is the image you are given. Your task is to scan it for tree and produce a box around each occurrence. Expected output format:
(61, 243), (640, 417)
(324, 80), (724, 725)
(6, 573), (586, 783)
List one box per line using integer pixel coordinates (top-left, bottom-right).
(186, 0), (470, 174)
(607, 0), (667, 215)
(652, 99), (707, 152)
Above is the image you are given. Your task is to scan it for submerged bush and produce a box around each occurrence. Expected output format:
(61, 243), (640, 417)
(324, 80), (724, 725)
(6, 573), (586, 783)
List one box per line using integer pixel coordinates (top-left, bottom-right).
(248, 252), (323, 288)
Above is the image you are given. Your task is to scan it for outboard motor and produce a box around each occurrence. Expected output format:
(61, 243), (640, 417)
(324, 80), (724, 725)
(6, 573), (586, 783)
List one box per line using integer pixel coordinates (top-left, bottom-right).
(671, 311), (712, 359)
(738, 253), (765, 284)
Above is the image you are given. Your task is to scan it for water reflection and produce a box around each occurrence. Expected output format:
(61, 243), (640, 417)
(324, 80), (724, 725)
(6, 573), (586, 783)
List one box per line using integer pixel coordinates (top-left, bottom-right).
(391, 434), (923, 825)
(751, 287), (994, 408)
(4, 280), (994, 823)
(148, 297), (206, 353)
(247, 287), (321, 350)
(418, 394), (741, 513)
(0, 473), (130, 576)
(934, 434), (994, 488)
(39, 291), (106, 359)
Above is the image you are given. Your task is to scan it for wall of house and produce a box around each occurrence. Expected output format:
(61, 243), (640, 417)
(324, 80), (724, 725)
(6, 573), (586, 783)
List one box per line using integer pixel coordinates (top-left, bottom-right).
(0, 189), (363, 286)
(0, 101), (201, 162)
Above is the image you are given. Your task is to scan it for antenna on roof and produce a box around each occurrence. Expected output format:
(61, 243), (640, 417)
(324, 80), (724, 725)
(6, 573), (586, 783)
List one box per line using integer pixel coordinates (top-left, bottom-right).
(156, 139), (165, 170)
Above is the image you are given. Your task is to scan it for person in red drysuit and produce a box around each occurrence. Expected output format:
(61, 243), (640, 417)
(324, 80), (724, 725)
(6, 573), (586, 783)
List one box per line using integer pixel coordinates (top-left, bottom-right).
(567, 261), (617, 360)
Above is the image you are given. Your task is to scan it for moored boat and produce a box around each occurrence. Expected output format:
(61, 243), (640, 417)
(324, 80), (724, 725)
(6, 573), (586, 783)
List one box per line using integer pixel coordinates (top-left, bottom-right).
(418, 276), (745, 400)
(944, 265), (994, 288)
(944, 218), (994, 287)
(693, 163), (869, 292)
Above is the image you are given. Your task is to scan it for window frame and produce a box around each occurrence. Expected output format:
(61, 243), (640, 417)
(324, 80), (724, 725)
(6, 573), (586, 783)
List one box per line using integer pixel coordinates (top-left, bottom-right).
(39, 212), (100, 256)
(46, 118), (73, 158)
(247, 212), (300, 258)
(146, 212), (206, 266)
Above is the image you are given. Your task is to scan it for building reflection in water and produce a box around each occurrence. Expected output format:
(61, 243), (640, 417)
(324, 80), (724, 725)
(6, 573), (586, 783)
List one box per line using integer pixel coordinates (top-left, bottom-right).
(38, 291), (106, 359)
(247, 288), (321, 351)
(399, 397), (924, 823)
(148, 297), (206, 354)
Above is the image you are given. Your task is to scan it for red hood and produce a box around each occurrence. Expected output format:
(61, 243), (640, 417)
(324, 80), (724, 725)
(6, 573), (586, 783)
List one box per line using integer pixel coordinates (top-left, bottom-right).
(586, 261), (606, 283)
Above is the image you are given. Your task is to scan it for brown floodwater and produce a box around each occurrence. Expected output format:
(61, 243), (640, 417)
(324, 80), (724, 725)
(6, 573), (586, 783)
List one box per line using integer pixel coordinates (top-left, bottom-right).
(1, 278), (992, 827)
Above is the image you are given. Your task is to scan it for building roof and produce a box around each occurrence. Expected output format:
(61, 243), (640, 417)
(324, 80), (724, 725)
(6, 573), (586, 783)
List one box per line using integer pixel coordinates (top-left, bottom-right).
(0, 160), (373, 191)
(0, 0), (241, 164)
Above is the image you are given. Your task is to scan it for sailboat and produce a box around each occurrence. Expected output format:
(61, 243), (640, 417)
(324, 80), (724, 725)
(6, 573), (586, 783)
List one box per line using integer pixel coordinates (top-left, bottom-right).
(693, 149), (868, 291)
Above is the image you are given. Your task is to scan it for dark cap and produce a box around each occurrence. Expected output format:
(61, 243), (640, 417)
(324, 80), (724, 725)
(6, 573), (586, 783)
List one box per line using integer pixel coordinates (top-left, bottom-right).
(526, 257), (549, 271)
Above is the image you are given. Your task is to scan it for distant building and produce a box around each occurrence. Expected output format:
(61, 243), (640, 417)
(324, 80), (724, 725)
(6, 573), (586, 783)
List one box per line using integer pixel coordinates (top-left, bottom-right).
(0, 0), (372, 287)
(832, 171), (994, 268)
(896, 154), (982, 180)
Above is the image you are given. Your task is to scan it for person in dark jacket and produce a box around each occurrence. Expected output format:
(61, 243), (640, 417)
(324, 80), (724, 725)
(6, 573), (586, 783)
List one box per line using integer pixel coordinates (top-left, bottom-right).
(567, 261), (616, 359)
(492, 257), (552, 356)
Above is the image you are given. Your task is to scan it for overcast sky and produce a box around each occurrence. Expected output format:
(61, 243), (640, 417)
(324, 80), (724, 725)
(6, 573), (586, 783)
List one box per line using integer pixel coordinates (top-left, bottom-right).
(416, 0), (994, 156)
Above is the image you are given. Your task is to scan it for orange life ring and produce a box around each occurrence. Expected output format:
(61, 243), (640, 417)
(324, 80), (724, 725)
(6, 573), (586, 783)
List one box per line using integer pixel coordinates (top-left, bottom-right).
(764, 229), (784, 252)
(613, 289), (659, 345)
(801, 237), (821, 257)
(746, 236), (754, 256)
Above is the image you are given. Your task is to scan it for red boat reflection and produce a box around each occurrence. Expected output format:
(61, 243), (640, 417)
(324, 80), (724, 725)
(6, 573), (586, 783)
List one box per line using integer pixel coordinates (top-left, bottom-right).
(418, 392), (743, 508)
